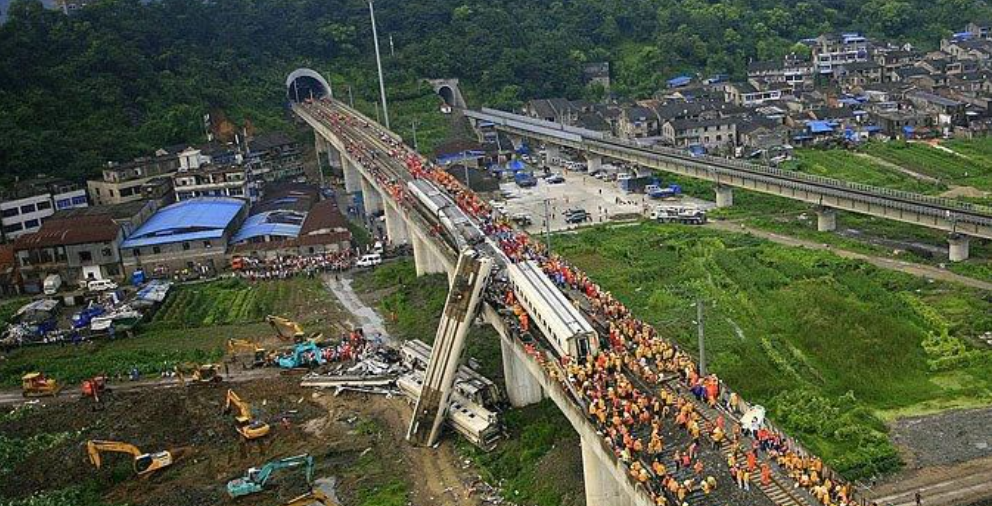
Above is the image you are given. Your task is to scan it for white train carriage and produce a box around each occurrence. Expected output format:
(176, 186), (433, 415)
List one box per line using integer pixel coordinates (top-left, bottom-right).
(406, 179), (484, 247)
(400, 339), (504, 407)
(506, 260), (598, 359)
(397, 371), (501, 451)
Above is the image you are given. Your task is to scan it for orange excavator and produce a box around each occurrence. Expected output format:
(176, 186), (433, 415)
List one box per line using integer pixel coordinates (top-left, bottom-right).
(81, 376), (110, 402)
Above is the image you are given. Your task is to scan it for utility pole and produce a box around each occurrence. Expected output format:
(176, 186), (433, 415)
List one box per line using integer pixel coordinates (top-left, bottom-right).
(411, 120), (419, 152)
(543, 198), (552, 253)
(315, 140), (326, 188)
(389, 34), (395, 57)
(348, 85), (355, 108)
(696, 297), (706, 377)
(463, 165), (470, 190)
(368, 0), (390, 129)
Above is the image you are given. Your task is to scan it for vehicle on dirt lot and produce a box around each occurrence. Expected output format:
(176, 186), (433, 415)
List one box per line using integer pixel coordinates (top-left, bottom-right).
(86, 440), (180, 477)
(651, 205), (707, 225)
(545, 174), (565, 184)
(511, 213), (533, 226)
(227, 339), (268, 368)
(81, 375), (111, 401)
(21, 372), (60, 397)
(266, 315), (306, 341)
(564, 208), (589, 224)
(356, 253), (382, 268)
(227, 453), (314, 498)
(175, 363), (223, 386)
(87, 279), (118, 292)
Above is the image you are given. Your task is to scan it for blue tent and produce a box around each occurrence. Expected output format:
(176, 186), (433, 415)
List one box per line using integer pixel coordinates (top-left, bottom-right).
(807, 121), (836, 134)
(507, 159), (526, 172)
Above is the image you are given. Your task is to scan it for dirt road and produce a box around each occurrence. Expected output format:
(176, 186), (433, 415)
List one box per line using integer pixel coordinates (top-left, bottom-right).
(705, 220), (992, 291)
(0, 367), (280, 406)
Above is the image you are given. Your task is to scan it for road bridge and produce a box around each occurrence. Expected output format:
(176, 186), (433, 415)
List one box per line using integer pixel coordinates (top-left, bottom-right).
(465, 108), (992, 261)
(292, 80), (851, 506)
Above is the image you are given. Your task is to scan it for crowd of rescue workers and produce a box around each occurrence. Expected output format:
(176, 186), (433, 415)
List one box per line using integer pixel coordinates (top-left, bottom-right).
(303, 98), (871, 506)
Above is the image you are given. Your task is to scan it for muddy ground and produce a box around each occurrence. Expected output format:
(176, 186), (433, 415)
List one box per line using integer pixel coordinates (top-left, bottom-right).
(0, 374), (491, 506)
(889, 406), (992, 469)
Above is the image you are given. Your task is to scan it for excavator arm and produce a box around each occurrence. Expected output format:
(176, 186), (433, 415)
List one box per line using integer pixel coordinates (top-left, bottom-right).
(266, 315), (305, 341)
(228, 454), (314, 498)
(224, 389), (252, 424)
(284, 489), (338, 506)
(86, 440), (176, 477)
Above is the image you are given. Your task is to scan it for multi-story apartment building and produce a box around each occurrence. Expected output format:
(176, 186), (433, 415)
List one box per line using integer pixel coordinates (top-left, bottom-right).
(87, 153), (181, 206)
(0, 178), (88, 241)
(810, 33), (871, 74)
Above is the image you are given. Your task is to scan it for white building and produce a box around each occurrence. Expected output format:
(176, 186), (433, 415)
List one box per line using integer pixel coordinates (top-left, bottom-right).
(1, 179), (88, 241)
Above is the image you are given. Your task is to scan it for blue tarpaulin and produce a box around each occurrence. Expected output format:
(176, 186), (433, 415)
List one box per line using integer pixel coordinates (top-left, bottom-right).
(807, 121), (837, 134)
(667, 76), (692, 88)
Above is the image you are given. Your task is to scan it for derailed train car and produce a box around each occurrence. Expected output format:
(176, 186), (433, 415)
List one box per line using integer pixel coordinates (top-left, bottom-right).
(406, 179), (484, 250)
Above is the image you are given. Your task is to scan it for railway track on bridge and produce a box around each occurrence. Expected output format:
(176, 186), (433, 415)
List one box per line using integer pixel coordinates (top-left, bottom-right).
(469, 108), (992, 239)
(301, 99), (839, 506)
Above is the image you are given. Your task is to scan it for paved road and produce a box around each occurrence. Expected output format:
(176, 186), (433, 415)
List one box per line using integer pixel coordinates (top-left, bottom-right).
(706, 220), (992, 291)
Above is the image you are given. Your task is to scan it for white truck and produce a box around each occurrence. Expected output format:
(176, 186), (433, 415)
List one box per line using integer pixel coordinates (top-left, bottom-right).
(43, 274), (62, 295)
(651, 205), (707, 225)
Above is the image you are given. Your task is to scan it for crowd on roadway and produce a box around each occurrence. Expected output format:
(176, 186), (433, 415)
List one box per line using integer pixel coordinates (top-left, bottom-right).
(232, 251), (356, 281)
(303, 98), (868, 506)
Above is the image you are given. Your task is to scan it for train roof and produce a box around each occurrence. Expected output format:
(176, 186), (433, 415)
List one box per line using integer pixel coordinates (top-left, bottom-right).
(508, 260), (594, 338)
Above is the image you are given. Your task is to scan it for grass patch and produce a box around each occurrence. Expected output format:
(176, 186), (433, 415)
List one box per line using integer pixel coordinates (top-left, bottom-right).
(0, 484), (119, 506)
(459, 400), (581, 506)
(864, 141), (992, 195)
(352, 261), (449, 344)
(553, 222), (992, 479)
(152, 277), (329, 327)
(0, 323), (259, 387)
(0, 298), (29, 327)
(784, 149), (943, 194)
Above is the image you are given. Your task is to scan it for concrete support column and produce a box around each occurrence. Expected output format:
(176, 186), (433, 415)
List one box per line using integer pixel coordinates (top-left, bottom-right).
(360, 177), (383, 215)
(586, 155), (602, 173)
(509, 135), (524, 150)
(545, 144), (561, 164)
(326, 145), (342, 171)
(948, 233), (971, 262)
(412, 233), (445, 277)
(816, 206), (837, 232)
(384, 205), (409, 245)
(500, 339), (543, 407)
(582, 437), (630, 506)
(343, 157), (362, 194)
(715, 185), (734, 208)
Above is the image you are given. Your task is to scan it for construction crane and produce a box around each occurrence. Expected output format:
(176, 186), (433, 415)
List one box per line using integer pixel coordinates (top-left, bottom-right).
(224, 389), (271, 440)
(283, 489), (338, 506)
(21, 372), (60, 397)
(175, 363), (223, 386)
(226, 339), (268, 368)
(227, 453), (314, 498)
(86, 440), (179, 477)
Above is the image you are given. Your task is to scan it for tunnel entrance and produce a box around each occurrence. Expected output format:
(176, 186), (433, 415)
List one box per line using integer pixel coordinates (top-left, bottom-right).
(286, 68), (332, 103)
(438, 85), (455, 106)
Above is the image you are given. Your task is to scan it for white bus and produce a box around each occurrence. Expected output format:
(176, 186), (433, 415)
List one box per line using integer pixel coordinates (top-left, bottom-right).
(506, 260), (598, 359)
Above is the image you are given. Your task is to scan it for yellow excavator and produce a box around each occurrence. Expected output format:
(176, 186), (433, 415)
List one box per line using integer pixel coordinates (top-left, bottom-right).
(226, 339), (268, 368)
(175, 363), (223, 387)
(224, 389), (271, 440)
(284, 489), (339, 506)
(21, 372), (60, 397)
(266, 315), (305, 341)
(86, 440), (180, 477)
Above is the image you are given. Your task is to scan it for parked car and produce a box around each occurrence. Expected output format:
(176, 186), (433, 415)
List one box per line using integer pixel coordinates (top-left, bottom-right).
(511, 213), (533, 226)
(87, 279), (118, 292)
(356, 253), (383, 268)
(545, 174), (565, 184)
(564, 208), (589, 224)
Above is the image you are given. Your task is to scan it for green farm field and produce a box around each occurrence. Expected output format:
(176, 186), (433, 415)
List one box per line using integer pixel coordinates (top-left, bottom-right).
(784, 149), (943, 194)
(553, 222), (992, 479)
(863, 141), (992, 199)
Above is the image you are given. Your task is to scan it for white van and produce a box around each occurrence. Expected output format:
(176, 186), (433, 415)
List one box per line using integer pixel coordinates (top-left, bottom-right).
(87, 279), (118, 292)
(43, 274), (62, 295)
(356, 253), (382, 268)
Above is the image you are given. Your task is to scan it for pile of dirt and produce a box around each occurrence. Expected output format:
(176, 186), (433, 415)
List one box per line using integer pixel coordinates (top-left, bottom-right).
(0, 377), (328, 506)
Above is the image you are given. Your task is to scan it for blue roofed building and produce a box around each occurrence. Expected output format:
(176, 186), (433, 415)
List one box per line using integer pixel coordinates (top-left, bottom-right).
(120, 197), (247, 277)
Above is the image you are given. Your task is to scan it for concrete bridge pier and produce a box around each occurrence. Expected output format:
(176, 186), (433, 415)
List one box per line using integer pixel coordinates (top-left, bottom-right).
(500, 339), (544, 407)
(583, 438), (632, 506)
(360, 177), (384, 215)
(948, 233), (971, 262)
(545, 144), (561, 163)
(816, 206), (837, 232)
(715, 185), (734, 208)
(586, 155), (603, 173)
(384, 204), (409, 245)
(509, 135), (525, 151)
(343, 157), (362, 194)
(412, 232), (446, 276)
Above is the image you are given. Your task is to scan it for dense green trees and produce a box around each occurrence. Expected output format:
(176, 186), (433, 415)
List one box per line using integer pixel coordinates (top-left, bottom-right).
(2, 0), (991, 185)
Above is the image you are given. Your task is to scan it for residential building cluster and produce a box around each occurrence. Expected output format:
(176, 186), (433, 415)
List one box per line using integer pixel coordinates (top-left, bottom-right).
(525, 24), (992, 157)
(0, 132), (348, 295)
